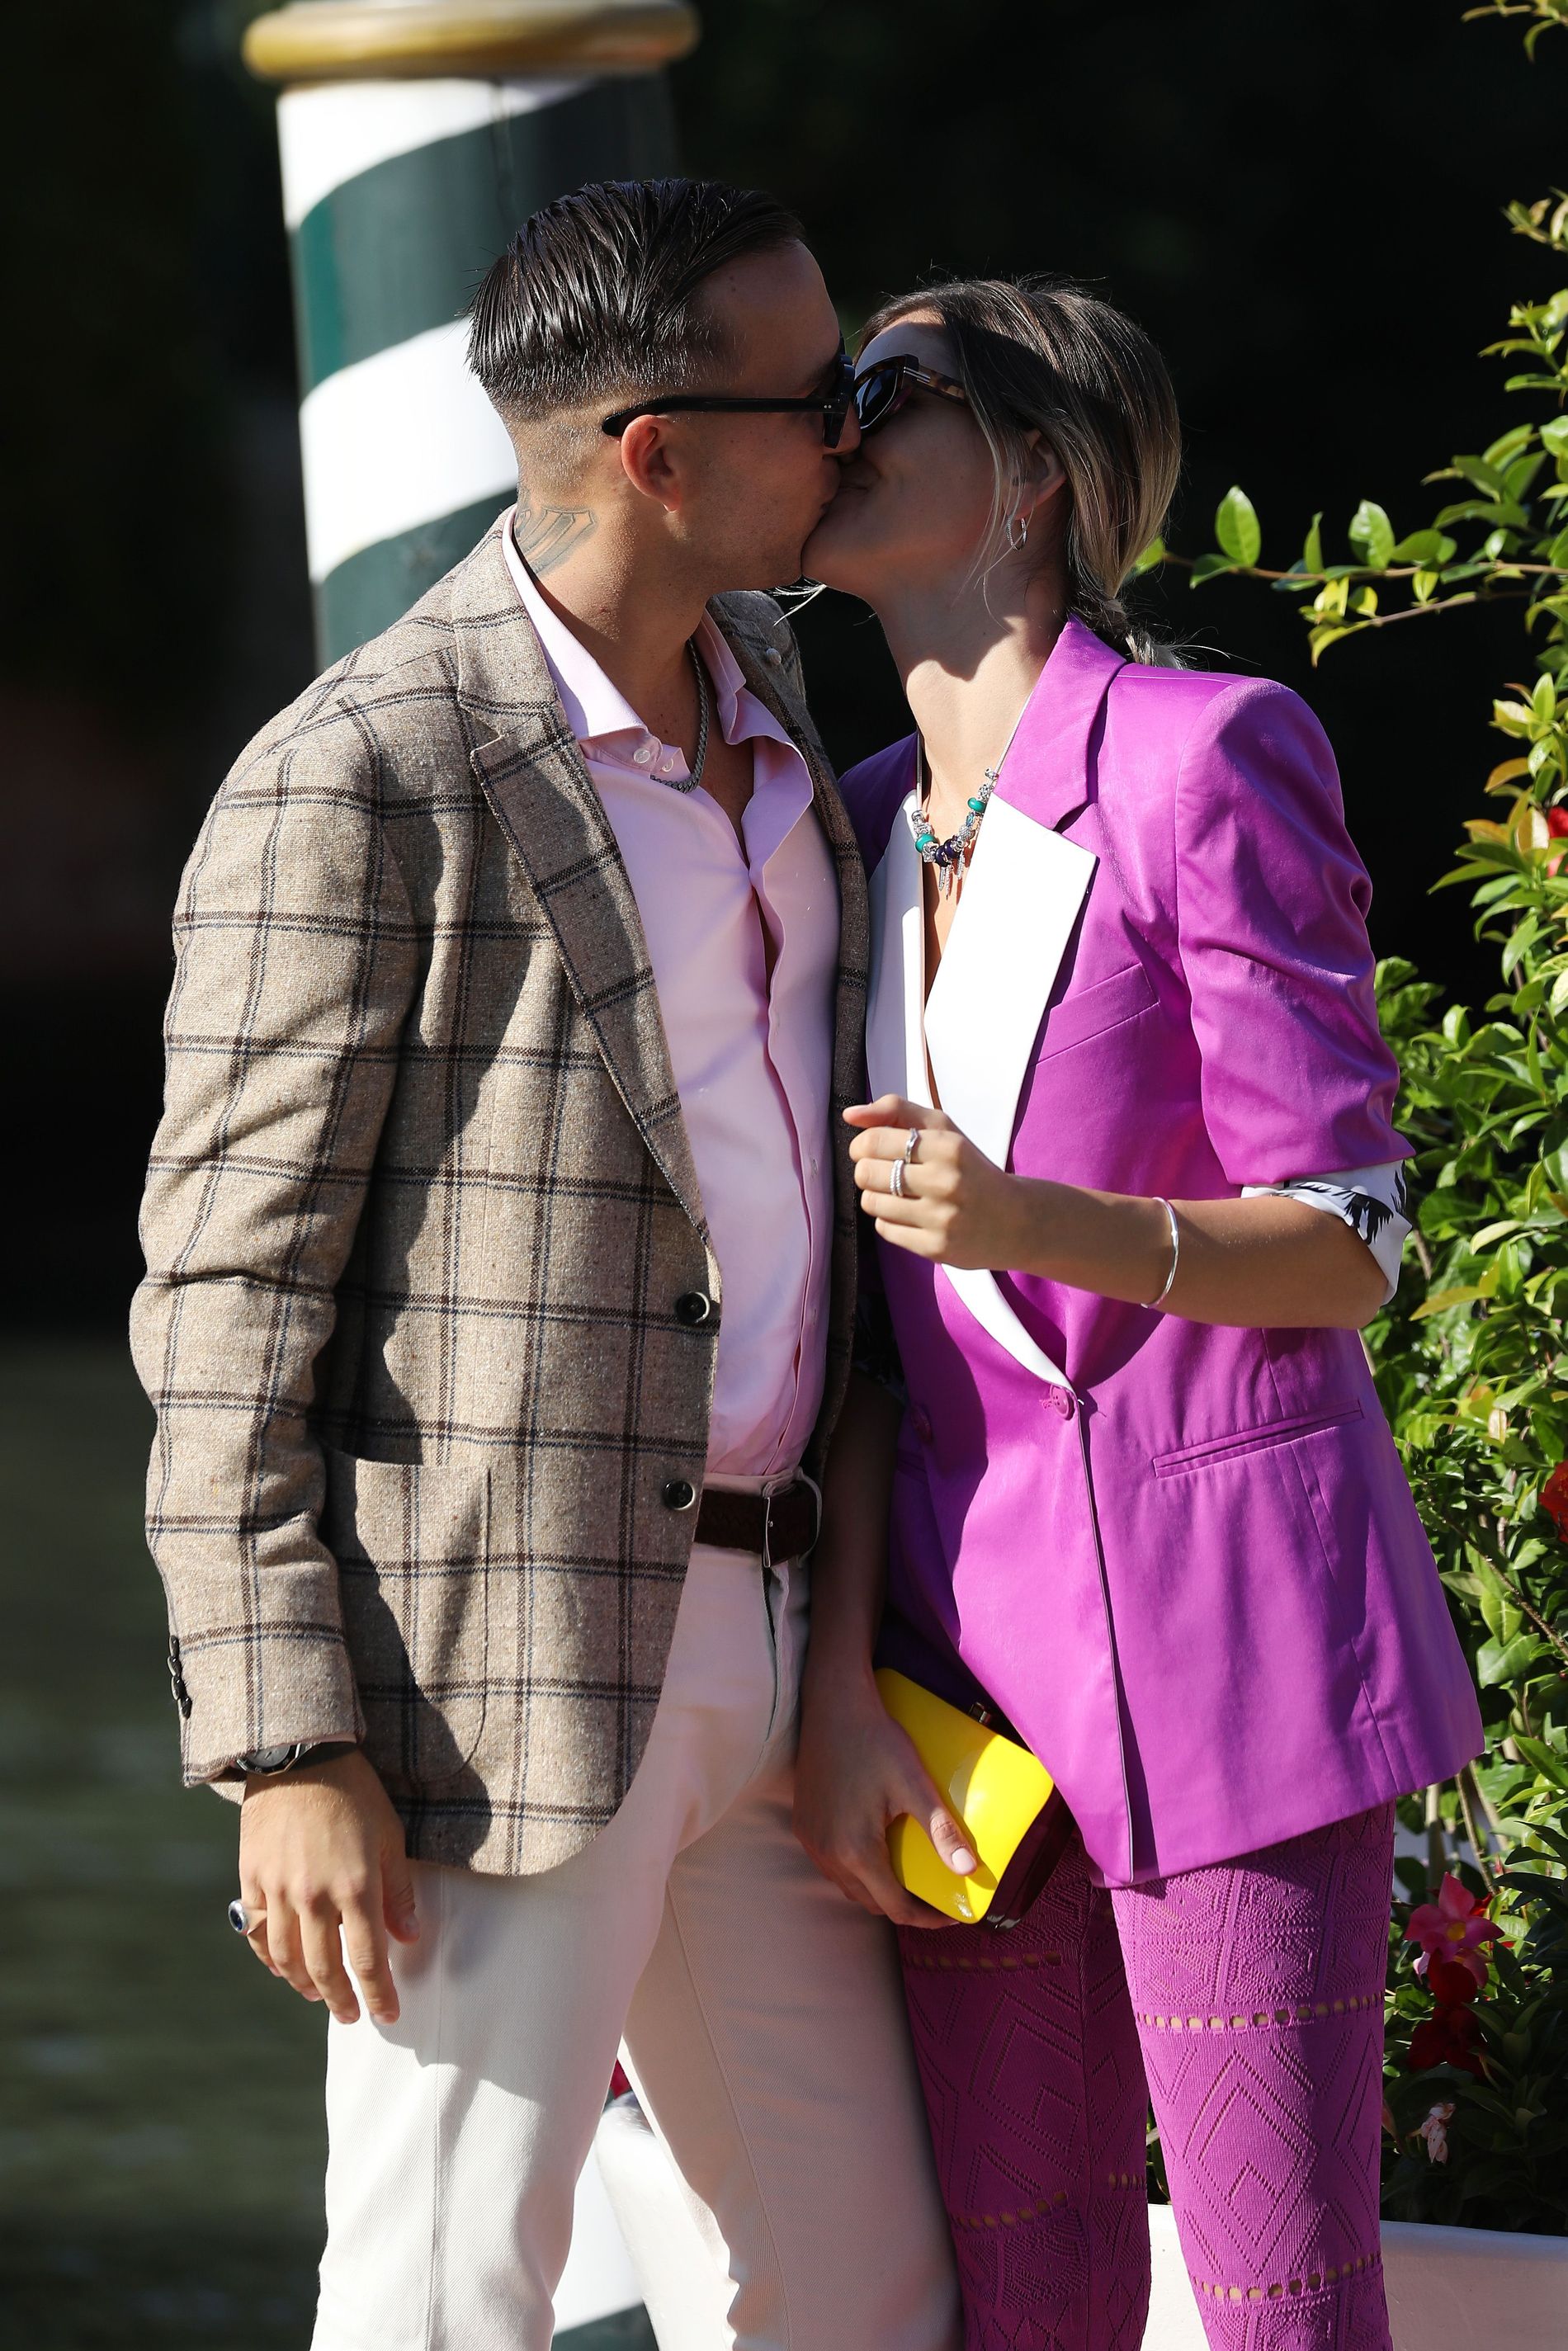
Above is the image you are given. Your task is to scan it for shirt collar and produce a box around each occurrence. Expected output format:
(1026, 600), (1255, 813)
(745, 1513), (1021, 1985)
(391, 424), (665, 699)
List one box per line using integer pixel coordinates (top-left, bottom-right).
(500, 505), (792, 759)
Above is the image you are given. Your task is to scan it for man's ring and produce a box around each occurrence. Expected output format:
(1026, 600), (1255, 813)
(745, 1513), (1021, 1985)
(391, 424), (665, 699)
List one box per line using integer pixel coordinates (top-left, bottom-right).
(903, 1128), (920, 1164)
(890, 1159), (906, 1199)
(228, 1899), (265, 1937)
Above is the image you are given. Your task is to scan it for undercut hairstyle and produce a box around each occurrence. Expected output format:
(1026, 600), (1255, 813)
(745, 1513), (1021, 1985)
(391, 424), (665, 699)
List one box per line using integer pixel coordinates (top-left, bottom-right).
(469, 177), (805, 423)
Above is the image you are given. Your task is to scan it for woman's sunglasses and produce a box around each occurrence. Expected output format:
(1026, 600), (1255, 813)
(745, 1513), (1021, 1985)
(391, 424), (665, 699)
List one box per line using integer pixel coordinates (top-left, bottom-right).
(851, 355), (969, 436)
(602, 347), (857, 448)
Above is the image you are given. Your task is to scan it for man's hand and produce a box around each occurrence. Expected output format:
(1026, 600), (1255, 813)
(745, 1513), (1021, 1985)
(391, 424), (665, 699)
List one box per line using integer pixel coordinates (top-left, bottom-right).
(794, 1672), (976, 1931)
(237, 1749), (419, 2026)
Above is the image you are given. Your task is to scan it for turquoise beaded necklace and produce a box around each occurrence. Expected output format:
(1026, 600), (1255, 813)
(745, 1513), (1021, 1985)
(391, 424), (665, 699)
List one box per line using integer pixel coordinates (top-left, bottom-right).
(906, 695), (1032, 900)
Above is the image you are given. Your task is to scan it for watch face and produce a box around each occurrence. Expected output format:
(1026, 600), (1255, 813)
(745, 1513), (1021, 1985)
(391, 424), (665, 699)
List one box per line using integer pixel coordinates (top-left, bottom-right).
(243, 1744), (297, 1774)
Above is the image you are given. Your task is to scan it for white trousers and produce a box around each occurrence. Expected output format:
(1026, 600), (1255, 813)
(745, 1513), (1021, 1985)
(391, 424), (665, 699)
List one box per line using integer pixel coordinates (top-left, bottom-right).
(312, 1535), (962, 2351)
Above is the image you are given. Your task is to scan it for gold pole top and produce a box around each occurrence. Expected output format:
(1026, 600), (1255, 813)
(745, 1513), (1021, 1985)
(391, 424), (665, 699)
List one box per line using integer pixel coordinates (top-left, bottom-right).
(243, 0), (699, 83)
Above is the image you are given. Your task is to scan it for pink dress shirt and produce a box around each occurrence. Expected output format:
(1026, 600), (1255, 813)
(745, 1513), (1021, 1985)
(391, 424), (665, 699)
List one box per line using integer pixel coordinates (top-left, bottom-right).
(502, 515), (838, 1480)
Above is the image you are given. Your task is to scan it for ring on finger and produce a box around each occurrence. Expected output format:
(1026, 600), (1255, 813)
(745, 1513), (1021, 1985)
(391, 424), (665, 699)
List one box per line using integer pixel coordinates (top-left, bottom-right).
(903, 1127), (920, 1164)
(890, 1159), (906, 1200)
(228, 1897), (266, 1937)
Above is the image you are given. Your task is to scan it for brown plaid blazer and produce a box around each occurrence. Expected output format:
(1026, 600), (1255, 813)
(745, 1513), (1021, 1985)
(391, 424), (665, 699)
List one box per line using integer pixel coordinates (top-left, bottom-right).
(130, 518), (868, 1877)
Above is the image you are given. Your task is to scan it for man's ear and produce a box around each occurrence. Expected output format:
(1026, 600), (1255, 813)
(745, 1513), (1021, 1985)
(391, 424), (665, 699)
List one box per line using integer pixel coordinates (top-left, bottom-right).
(617, 414), (685, 512)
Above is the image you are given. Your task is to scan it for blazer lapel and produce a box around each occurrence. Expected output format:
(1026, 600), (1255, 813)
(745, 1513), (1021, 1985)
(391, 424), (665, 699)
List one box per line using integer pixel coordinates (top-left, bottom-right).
(714, 592), (871, 1125)
(870, 620), (1126, 1389)
(866, 784), (929, 1109)
(453, 526), (708, 1239)
(926, 799), (1097, 1165)
(714, 592), (871, 1439)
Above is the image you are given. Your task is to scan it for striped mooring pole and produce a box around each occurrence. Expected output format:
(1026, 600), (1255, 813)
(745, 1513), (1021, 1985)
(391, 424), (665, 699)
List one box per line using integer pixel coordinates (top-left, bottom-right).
(243, 1), (700, 663)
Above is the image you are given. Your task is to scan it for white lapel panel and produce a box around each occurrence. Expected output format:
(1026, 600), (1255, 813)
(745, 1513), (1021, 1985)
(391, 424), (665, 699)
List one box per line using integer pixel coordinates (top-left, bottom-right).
(924, 795), (1097, 1165)
(867, 795), (1093, 1390)
(866, 798), (932, 1109)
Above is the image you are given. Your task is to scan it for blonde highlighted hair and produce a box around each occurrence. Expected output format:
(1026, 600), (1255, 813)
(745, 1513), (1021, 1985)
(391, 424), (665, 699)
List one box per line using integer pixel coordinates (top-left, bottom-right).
(857, 275), (1183, 663)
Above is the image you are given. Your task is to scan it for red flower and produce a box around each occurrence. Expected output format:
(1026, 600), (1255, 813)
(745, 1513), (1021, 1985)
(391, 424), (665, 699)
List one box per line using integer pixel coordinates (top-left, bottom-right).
(1426, 1957), (1482, 2008)
(1548, 806), (1568, 876)
(1408, 2005), (1485, 2077)
(1542, 1461), (1568, 1540)
(1405, 1874), (1501, 1988)
(1405, 1955), (1488, 2079)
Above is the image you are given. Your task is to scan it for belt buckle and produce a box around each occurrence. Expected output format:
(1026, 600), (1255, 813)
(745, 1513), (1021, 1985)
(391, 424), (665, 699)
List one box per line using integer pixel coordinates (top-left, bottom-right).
(761, 1475), (822, 1571)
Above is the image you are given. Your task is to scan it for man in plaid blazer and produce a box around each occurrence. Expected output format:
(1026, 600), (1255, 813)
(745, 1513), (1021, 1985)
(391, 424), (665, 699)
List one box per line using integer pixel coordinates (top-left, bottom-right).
(133, 180), (960, 2349)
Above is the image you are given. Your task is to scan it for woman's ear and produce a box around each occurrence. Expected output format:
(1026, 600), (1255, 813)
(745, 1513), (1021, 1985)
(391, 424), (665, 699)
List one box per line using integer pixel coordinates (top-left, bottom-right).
(1018, 430), (1068, 526)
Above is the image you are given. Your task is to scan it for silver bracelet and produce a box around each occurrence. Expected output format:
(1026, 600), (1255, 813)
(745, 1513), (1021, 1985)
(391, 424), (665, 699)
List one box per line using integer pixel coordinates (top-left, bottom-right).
(1145, 1197), (1180, 1309)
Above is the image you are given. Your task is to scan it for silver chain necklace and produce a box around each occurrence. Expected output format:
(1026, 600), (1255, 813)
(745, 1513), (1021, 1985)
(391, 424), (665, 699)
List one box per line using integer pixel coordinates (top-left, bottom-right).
(663, 639), (711, 794)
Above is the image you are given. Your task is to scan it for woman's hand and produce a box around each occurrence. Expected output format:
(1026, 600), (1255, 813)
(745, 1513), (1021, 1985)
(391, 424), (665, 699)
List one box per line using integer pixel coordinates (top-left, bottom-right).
(846, 1094), (1385, 1326)
(845, 1096), (1037, 1269)
(794, 1671), (976, 1931)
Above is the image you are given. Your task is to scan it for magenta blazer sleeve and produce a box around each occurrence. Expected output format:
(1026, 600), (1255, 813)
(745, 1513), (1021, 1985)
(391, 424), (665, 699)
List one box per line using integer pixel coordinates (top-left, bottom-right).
(1174, 680), (1407, 1186)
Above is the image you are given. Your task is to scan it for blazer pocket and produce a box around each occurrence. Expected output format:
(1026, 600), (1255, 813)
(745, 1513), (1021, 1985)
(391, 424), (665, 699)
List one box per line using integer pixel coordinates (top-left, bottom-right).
(1151, 1401), (1363, 1478)
(1037, 961), (1157, 1061)
(323, 1445), (489, 1793)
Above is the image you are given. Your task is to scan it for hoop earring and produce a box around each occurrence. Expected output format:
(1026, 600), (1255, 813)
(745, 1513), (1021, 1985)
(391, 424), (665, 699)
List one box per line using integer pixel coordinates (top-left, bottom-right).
(1006, 511), (1029, 551)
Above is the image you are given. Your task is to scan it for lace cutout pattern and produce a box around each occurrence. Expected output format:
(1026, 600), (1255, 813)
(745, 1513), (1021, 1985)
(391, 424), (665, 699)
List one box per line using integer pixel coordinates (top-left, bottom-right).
(899, 1807), (1396, 2351)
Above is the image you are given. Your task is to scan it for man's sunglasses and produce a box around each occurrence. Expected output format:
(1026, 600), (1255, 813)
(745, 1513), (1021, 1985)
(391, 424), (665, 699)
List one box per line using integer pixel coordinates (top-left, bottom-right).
(602, 347), (857, 447)
(850, 354), (969, 436)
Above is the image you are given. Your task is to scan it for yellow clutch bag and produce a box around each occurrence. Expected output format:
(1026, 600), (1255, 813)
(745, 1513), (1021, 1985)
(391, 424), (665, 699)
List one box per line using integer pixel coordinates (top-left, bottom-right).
(876, 1667), (1071, 1927)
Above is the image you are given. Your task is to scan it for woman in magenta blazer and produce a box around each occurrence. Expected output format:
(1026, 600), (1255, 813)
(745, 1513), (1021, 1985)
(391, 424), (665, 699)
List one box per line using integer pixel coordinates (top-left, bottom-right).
(794, 277), (1481, 2351)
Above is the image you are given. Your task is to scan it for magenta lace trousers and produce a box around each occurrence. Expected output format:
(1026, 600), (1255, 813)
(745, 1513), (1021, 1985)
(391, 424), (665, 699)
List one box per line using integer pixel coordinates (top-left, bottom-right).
(898, 1805), (1396, 2351)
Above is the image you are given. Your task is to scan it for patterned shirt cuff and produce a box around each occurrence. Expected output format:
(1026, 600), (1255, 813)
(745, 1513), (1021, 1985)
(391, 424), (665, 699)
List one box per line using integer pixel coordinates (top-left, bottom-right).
(1240, 1161), (1411, 1303)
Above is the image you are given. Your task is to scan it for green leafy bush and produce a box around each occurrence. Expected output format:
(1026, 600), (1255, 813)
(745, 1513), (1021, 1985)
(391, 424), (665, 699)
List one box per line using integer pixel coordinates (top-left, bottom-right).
(1153, 0), (1568, 2234)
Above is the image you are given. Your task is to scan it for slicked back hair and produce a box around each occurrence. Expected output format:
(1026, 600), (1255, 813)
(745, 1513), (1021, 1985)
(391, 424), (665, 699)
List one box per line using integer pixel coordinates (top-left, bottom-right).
(469, 177), (805, 424)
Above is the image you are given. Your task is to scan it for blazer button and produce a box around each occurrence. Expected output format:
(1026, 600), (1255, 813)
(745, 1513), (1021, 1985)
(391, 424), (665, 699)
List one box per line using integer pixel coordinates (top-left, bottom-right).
(674, 1291), (714, 1327)
(662, 1477), (698, 1512)
(1046, 1386), (1076, 1420)
(910, 1406), (934, 1444)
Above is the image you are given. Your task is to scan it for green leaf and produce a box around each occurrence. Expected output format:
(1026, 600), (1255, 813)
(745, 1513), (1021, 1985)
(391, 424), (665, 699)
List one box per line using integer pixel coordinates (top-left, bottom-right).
(1128, 536), (1164, 577)
(1392, 530), (1458, 566)
(1215, 485), (1261, 569)
(1483, 423), (1536, 470)
(1540, 414), (1568, 459)
(1189, 551), (1239, 587)
(1477, 1633), (1548, 1686)
(1513, 1737), (1568, 1792)
(1433, 499), (1531, 531)
(1348, 500), (1396, 569)
(1303, 511), (1324, 573)
(1411, 1283), (1493, 1318)
(1454, 456), (1509, 498)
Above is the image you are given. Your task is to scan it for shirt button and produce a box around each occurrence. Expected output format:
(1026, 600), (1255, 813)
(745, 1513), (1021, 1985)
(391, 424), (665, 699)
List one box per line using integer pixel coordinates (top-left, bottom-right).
(662, 1477), (698, 1512)
(634, 744), (654, 765)
(1046, 1386), (1076, 1420)
(674, 1291), (713, 1327)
